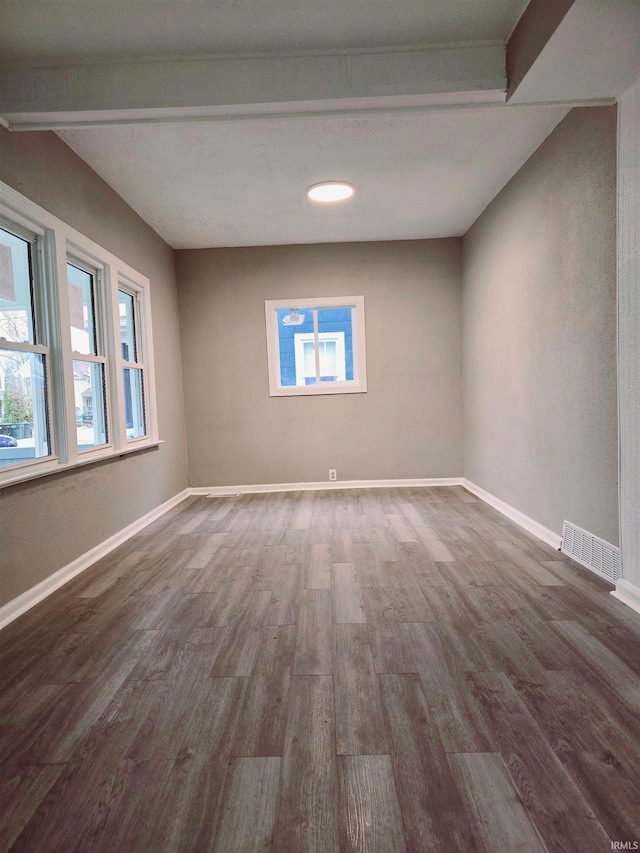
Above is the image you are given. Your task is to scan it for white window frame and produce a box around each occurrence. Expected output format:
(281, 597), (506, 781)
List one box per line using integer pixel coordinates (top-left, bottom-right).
(0, 179), (160, 489)
(116, 277), (150, 444)
(66, 251), (111, 453)
(265, 295), (367, 397)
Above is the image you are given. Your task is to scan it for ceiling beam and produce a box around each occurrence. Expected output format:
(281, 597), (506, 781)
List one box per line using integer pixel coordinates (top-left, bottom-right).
(507, 0), (640, 104)
(506, 0), (575, 99)
(0, 43), (506, 130)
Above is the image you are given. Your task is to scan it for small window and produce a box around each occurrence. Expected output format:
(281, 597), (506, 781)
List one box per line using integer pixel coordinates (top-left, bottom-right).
(118, 286), (146, 440)
(67, 261), (108, 451)
(265, 295), (366, 396)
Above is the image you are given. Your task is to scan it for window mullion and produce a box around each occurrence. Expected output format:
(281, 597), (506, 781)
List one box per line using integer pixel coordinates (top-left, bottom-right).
(111, 274), (129, 449)
(53, 231), (78, 465)
(95, 264), (115, 449)
(134, 290), (144, 362)
(36, 230), (58, 462)
(313, 309), (320, 383)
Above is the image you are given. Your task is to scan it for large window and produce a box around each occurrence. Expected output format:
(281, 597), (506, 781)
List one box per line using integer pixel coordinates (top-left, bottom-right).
(265, 295), (367, 396)
(0, 224), (51, 469)
(0, 181), (158, 486)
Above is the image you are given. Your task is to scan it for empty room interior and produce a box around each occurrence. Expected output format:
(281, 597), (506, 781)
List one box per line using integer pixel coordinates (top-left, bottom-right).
(1, 0), (640, 850)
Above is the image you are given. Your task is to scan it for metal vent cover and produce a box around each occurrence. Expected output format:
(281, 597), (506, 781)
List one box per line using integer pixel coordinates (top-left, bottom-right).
(561, 521), (621, 583)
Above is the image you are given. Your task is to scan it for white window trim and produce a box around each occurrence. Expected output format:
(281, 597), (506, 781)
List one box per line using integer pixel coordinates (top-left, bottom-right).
(0, 179), (160, 489)
(265, 295), (367, 397)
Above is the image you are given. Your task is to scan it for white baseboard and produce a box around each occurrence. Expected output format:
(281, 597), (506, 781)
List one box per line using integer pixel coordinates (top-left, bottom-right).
(461, 479), (562, 550)
(0, 488), (191, 631)
(190, 477), (464, 497)
(611, 579), (640, 616)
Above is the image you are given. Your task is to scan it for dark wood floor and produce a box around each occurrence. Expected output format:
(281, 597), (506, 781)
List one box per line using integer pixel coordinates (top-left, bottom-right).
(1, 486), (639, 852)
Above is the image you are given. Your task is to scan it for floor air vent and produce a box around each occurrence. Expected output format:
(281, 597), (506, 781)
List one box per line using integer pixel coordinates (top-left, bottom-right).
(561, 521), (621, 583)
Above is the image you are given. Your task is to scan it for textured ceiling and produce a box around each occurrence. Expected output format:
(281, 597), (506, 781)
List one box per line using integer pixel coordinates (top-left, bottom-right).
(58, 104), (568, 249)
(1, 0), (529, 62)
(4, 0), (572, 250)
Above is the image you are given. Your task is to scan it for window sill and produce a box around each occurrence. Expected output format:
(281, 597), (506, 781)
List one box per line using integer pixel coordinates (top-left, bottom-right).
(0, 439), (163, 490)
(269, 382), (367, 397)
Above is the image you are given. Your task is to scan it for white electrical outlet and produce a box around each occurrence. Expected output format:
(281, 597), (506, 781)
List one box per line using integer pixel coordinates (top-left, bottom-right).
(329, 469), (337, 481)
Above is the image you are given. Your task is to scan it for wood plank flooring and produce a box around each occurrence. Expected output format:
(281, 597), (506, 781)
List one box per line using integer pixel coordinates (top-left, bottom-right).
(1, 485), (639, 852)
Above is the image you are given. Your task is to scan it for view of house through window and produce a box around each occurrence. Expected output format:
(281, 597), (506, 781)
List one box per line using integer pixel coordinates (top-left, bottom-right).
(0, 226), (50, 468)
(277, 305), (353, 387)
(265, 296), (366, 396)
(294, 331), (347, 385)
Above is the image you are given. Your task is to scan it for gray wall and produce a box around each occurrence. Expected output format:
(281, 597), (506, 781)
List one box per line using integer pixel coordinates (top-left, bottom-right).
(0, 104), (619, 611)
(176, 239), (463, 487)
(0, 127), (189, 607)
(463, 106), (618, 544)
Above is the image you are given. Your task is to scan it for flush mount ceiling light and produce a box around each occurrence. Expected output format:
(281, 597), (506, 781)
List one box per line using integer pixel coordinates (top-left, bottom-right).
(307, 181), (354, 202)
